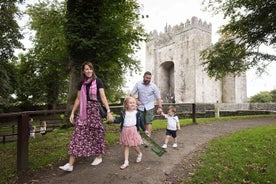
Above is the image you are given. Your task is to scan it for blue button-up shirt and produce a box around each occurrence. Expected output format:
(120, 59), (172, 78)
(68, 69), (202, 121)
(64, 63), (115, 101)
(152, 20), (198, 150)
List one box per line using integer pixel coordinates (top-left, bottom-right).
(130, 81), (161, 111)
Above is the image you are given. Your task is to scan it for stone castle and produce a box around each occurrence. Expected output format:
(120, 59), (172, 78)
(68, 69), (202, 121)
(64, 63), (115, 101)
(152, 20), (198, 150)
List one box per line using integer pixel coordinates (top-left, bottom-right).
(145, 17), (247, 103)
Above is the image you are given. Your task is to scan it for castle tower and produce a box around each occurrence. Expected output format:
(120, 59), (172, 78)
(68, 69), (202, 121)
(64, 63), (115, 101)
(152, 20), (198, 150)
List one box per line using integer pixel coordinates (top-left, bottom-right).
(145, 17), (247, 103)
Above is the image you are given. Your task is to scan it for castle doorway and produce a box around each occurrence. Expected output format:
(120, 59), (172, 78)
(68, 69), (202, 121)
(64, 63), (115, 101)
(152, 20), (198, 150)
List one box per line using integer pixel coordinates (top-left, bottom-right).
(159, 61), (175, 103)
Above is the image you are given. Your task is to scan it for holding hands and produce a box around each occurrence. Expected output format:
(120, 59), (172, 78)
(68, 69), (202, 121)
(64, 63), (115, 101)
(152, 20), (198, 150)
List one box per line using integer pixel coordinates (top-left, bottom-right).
(157, 106), (163, 115)
(107, 112), (113, 123)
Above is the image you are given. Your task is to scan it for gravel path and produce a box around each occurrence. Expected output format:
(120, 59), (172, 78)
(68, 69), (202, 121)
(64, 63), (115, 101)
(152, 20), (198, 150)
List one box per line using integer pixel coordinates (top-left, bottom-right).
(18, 117), (276, 184)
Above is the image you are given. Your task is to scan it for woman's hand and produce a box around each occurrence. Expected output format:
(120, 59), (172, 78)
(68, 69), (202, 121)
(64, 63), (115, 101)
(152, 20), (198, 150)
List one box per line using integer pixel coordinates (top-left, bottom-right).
(107, 112), (113, 123)
(69, 113), (74, 124)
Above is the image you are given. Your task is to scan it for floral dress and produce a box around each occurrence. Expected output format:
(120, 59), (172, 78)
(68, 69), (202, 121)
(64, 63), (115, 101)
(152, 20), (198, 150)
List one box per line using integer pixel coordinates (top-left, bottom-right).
(68, 78), (105, 157)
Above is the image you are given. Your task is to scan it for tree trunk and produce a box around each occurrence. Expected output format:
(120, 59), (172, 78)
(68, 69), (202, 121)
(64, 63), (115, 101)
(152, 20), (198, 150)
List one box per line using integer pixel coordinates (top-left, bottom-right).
(66, 62), (80, 110)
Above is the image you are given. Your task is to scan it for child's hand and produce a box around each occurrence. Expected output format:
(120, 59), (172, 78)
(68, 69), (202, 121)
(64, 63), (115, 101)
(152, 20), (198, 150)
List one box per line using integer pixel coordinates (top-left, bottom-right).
(178, 126), (181, 130)
(145, 130), (149, 136)
(107, 118), (114, 124)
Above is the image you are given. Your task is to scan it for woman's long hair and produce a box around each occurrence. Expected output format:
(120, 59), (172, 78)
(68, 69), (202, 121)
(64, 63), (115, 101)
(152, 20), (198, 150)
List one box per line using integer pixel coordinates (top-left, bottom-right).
(80, 61), (97, 82)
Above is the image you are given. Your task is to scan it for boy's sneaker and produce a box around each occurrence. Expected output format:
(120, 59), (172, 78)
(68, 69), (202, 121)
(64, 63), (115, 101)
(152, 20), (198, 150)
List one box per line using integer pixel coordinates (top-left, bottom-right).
(59, 163), (73, 172)
(91, 157), (102, 166)
(162, 144), (167, 149)
(172, 143), (178, 148)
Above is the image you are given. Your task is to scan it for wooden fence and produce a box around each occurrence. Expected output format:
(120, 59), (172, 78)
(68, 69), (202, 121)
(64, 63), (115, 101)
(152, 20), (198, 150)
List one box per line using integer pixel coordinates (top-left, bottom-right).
(0, 109), (70, 172)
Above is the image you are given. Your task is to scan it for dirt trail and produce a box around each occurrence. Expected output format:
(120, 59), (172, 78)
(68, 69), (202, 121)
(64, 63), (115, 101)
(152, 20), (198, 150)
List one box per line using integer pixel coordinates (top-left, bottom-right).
(18, 117), (276, 184)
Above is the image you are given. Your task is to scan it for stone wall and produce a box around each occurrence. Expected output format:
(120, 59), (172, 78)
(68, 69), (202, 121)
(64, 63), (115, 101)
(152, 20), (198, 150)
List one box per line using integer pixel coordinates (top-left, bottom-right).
(155, 103), (276, 119)
(110, 103), (276, 119)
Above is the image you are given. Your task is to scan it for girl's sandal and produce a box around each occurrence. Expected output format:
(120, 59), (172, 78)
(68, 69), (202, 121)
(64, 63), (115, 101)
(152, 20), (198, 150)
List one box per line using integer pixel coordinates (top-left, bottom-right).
(120, 163), (129, 169)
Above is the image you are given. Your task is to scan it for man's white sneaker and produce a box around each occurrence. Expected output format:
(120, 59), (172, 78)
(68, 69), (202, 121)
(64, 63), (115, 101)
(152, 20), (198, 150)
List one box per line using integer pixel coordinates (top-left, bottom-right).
(162, 144), (167, 149)
(173, 143), (178, 148)
(91, 157), (102, 166)
(59, 163), (73, 172)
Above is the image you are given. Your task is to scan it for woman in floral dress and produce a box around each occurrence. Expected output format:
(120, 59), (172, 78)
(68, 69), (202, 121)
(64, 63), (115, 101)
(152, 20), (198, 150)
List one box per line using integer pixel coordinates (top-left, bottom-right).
(59, 61), (113, 172)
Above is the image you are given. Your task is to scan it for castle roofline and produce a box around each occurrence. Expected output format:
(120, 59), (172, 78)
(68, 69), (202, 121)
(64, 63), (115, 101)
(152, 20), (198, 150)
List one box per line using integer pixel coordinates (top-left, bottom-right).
(149, 16), (212, 39)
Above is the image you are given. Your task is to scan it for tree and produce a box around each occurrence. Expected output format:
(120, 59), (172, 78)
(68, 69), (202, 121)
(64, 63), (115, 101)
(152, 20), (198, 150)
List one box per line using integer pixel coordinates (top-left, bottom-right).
(201, 0), (276, 80)
(249, 91), (272, 103)
(14, 0), (69, 109)
(0, 0), (24, 104)
(65, 0), (146, 105)
(14, 52), (43, 109)
(269, 89), (276, 102)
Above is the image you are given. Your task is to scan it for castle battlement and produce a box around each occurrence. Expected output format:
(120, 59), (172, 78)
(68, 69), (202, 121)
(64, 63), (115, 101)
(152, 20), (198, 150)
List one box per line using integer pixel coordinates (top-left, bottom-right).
(149, 16), (212, 41)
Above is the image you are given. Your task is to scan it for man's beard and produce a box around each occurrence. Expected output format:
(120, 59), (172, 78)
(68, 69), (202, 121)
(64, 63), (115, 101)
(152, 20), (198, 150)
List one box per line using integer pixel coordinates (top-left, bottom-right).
(143, 80), (150, 85)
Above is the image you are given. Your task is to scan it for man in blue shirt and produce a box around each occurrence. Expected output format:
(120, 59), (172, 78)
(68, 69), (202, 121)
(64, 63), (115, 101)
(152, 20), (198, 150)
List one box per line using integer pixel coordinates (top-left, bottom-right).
(130, 71), (163, 136)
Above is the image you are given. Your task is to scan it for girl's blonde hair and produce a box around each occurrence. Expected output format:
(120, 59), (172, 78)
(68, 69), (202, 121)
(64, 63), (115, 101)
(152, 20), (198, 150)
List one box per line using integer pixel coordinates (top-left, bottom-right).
(123, 96), (136, 111)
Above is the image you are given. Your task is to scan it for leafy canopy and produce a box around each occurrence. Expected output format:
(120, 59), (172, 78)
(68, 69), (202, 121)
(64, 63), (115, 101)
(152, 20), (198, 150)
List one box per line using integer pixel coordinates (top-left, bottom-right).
(13, 0), (69, 109)
(0, 0), (24, 104)
(201, 0), (276, 80)
(249, 90), (274, 103)
(66, 0), (147, 103)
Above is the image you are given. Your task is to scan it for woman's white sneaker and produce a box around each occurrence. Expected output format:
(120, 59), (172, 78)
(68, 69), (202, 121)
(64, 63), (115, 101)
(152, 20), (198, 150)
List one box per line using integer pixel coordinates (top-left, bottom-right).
(91, 157), (102, 166)
(59, 163), (73, 172)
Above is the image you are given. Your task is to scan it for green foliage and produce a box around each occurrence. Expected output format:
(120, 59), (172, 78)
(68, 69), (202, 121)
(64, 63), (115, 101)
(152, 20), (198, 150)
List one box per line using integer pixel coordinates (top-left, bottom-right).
(65, 0), (147, 103)
(184, 125), (276, 184)
(249, 90), (275, 102)
(201, 39), (249, 80)
(0, 0), (24, 105)
(14, 52), (44, 108)
(2, 0), (147, 109)
(13, 0), (69, 109)
(0, 0), (24, 62)
(0, 61), (18, 109)
(201, 0), (276, 79)
(270, 89), (276, 102)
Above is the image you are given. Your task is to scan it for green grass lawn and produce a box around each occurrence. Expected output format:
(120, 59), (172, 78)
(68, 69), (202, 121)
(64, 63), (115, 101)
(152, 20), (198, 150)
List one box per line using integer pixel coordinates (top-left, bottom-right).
(183, 124), (276, 184)
(0, 115), (275, 184)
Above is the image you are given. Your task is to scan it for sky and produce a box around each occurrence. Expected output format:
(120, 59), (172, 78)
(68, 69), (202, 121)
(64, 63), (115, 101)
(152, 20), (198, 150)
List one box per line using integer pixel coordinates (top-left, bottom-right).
(19, 0), (276, 98)
(133, 0), (276, 98)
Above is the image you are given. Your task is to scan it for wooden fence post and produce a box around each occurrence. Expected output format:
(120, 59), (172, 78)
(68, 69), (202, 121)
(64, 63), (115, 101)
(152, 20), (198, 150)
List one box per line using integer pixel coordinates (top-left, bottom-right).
(192, 103), (196, 124)
(17, 114), (29, 172)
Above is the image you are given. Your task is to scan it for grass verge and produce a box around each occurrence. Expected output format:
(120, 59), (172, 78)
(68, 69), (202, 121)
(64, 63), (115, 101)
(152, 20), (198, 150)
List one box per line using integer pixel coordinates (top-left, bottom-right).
(183, 124), (276, 184)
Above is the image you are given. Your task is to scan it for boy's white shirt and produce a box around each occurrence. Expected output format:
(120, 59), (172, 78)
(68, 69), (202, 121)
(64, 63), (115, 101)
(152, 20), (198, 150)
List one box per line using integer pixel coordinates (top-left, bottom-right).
(164, 114), (179, 130)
